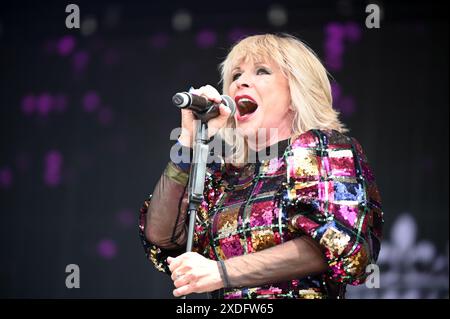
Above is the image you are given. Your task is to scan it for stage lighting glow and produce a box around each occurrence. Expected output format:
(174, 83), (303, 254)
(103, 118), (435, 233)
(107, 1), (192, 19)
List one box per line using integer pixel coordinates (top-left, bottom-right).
(267, 4), (288, 27)
(36, 93), (53, 116)
(345, 22), (362, 42)
(324, 23), (345, 71)
(97, 239), (117, 259)
(44, 150), (62, 187)
(172, 9), (192, 32)
(117, 209), (134, 227)
(57, 35), (76, 56)
(72, 51), (90, 73)
(81, 16), (98, 36)
(331, 83), (355, 117)
(21, 95), (35, 116)
(98, 107), (113, 126)
(228, 28), (254, 44)
(0, 167), (13, 189)
(82, 91), (100, 113)
(196, 30), (217, 48)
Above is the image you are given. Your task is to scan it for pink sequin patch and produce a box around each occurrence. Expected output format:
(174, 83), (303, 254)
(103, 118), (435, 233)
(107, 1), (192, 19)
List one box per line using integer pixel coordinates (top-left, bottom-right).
(331, 203), (358, 228)
(329, 157), (356, 176)
(219, 234), (244, 258)
(250, 201), (276, 227)
(293, 215), (320, 234)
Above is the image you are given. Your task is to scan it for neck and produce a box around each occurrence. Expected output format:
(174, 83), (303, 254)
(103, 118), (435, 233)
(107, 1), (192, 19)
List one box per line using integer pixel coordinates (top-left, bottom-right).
(246, 125), (292, 152)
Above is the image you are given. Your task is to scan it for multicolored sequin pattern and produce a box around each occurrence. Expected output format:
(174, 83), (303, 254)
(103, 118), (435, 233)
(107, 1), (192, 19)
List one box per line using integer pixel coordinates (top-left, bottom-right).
(139, 129), (383, 298)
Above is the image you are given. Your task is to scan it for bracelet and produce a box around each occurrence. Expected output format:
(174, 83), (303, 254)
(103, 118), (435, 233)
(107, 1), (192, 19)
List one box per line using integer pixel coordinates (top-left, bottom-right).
(217, 260), (231, 289)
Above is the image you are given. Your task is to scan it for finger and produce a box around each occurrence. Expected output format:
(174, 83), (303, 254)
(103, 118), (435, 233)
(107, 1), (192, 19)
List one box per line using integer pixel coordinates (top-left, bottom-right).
(170, 264), (191, 281)
(173, 273), (193, 288)
(173, 282), (196, 297)
(168, 252), (193, 274)
(168, 257), (182, 273)
(204, 85), (222, 103)
(196, 85), (221, 103)
(219, 103), (231, 116)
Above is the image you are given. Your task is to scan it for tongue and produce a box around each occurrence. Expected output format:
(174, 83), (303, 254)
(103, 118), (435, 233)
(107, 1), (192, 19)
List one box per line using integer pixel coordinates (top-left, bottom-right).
(238, 100), (258, 115)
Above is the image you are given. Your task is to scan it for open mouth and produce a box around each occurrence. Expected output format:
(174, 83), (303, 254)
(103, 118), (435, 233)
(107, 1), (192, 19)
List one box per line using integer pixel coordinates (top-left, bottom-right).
(235, 96), (258, 118)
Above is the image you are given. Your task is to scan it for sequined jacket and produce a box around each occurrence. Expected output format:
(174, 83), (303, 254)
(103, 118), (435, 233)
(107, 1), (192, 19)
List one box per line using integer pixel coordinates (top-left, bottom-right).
(139, 129), (383, 299)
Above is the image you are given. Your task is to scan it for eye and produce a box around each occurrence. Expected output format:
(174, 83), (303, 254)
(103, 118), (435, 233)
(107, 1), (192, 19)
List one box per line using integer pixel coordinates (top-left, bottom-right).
(256, 67), (270, 75)
(232, 73), (241, 81)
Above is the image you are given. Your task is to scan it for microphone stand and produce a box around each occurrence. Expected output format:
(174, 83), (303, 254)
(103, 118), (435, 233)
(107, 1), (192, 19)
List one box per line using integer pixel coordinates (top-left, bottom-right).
(181, 116), (210, 299)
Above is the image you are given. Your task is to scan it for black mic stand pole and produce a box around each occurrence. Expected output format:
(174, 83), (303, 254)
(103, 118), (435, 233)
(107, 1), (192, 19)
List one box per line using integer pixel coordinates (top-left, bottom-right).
(181, 117), (210, 299)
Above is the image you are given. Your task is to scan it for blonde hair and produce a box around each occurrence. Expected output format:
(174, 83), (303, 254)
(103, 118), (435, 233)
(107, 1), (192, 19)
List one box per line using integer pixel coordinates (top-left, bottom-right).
(218, 33), (347, 164)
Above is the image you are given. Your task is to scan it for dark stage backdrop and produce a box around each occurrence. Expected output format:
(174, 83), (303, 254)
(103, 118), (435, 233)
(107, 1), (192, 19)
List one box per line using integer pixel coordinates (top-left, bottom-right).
(0, 0), (448, 298)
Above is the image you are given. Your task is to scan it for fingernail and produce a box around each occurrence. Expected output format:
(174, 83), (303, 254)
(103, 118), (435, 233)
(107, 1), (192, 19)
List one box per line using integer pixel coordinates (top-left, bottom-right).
(188, 86), (194, 93)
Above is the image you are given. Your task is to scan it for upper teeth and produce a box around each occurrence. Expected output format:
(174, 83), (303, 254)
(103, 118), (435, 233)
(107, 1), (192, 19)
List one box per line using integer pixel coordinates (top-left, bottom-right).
(238, 98), (254, 105)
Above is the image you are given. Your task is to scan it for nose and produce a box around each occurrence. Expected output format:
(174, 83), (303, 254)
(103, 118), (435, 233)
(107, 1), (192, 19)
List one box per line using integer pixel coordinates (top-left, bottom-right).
(235, 74), (251, 89)
(237, 82), (249, 89)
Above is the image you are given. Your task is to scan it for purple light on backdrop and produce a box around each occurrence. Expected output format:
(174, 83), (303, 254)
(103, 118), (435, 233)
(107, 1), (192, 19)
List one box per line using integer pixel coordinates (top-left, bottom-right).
(331, 82), (342, 101)
(53, 94), (68, 113)
(116, 209), (134, 228)
(196, 30), (217, 48)
(338, 96), (355, 116)
(97, 239), (117, 259)
(44, 150), (63, 187)
(57, 35), (76, 56)
(21, 95), (35, 116)
(82, 91), (100, 113)
(98, 107), (113, 126)
(0, 167), (13, 189)
(36, 93), (53, 117)
(345, 22), (362, 42)
(228, 28), (252, 43)
(331, 82), (356, 117)
(150, 32), (169, 49)
(72, 50), (90, 74)
(324, 22), (362, 71)
(324, 23), (345, 71)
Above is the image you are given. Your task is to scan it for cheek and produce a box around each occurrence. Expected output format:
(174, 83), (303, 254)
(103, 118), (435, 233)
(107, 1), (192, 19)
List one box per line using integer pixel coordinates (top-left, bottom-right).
(228, 84), (237, 96)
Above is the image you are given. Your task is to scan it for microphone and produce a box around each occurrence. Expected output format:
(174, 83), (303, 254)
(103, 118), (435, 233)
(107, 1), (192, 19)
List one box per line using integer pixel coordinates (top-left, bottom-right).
(172, 92), (236, 119)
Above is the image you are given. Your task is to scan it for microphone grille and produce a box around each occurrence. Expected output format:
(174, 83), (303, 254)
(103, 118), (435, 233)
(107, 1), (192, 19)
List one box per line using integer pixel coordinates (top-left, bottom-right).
(172, 92), (190, 108)
(221, 95), (236, 117)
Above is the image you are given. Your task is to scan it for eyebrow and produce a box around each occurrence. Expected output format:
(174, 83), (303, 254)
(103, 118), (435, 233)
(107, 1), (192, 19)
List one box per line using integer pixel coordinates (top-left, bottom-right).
(231, 62), (270, 73)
